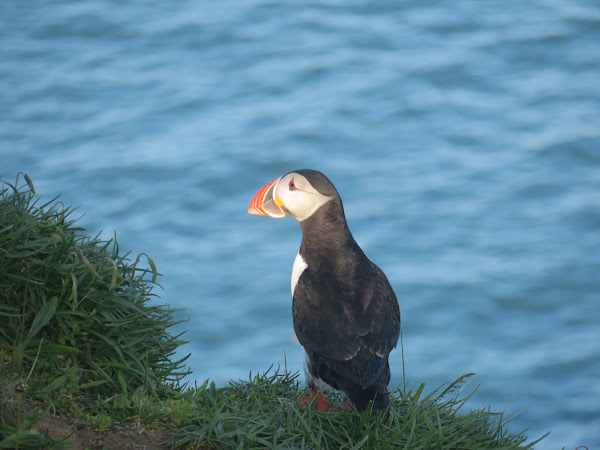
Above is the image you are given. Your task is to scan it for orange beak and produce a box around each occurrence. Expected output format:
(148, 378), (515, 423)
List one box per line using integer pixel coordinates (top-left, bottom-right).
(248, 178), (286, 218)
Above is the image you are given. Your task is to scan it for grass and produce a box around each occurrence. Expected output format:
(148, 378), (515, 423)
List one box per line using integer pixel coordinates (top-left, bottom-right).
(0, 174), (547, 449)
(167, 370), (545, 449)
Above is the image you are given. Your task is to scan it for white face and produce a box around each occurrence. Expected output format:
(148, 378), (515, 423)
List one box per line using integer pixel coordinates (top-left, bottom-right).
(274, 172), (333, 221)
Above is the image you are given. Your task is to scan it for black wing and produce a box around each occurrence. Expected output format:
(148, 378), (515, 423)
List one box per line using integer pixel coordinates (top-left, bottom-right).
(292, 260), (400, 389)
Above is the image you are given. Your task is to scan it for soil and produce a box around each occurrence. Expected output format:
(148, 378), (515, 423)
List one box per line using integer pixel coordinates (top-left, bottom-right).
(37, 415), (173, 450)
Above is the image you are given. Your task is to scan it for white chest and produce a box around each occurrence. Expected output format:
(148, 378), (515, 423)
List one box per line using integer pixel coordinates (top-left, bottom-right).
(291, 252), (308, 297)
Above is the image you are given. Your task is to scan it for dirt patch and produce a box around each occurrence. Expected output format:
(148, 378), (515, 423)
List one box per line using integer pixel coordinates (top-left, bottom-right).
(37, 415), (173, 450)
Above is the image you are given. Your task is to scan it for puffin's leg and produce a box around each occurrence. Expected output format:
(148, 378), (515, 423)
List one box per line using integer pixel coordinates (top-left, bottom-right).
(298, 389), (356, 411)
(298, 388), (332, 411)
(336, 400), (355, 410)
(298, 388), (318, 407)
(314, 392), (332, 411)
(298, 355), (334, 411)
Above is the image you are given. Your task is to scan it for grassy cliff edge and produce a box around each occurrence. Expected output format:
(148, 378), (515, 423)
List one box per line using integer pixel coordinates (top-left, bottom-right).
(0, 175), (546, 449)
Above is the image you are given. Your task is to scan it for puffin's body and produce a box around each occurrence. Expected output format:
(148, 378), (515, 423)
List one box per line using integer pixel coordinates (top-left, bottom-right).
(249, 169), (400, 411)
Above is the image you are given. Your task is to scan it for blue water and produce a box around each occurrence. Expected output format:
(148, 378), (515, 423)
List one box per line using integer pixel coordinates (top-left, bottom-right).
(2, 1), (599, 447)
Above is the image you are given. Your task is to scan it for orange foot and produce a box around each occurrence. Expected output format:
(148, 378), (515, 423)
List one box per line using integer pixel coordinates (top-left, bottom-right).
(298, 393), (355, 412)
(336, 401), (355, 411)
(299, 393), (331, 411)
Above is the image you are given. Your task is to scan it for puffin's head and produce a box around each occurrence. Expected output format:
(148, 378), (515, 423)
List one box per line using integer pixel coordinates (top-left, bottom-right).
(248, 169), (338, 222)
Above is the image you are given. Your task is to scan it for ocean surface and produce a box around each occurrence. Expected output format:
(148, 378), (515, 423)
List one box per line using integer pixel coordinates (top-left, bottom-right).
(1, 1), (599, 447)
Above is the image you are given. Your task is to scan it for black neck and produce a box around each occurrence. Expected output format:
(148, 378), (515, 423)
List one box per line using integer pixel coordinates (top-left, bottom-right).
(298, 201), (362, 269)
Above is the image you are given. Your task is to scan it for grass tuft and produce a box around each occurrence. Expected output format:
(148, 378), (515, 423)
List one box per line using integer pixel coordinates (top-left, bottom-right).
(0, 176), (190, 402)
(167, 368), (546, 449)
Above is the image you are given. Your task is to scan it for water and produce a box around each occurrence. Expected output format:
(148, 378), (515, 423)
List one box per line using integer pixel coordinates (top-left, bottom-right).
(2, 1), (599, 447)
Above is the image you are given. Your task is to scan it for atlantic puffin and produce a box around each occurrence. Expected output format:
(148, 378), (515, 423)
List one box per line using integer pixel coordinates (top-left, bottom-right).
(248, 169), (400, 412)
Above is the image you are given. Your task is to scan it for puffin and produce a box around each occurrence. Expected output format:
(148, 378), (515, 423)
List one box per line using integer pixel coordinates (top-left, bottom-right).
(248, 169), (400, 412)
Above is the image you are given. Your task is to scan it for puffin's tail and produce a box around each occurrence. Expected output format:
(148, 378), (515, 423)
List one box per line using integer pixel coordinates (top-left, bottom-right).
(346, 386), (389, 412)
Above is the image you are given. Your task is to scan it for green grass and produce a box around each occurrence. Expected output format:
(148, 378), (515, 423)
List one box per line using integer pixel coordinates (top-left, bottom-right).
(167, 369), (545, 449)
(0, 174), (189, 399)
(0, 174), (547, 449)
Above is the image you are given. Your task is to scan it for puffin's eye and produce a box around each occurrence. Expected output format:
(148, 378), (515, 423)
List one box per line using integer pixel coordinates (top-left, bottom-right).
(289, 179), (297, 191)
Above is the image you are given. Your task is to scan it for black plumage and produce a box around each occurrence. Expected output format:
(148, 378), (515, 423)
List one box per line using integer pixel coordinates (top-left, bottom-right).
(290, 170), (401, 411)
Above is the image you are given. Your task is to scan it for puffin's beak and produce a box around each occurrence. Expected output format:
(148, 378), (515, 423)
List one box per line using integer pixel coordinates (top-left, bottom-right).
(248, 178), (286, 218)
